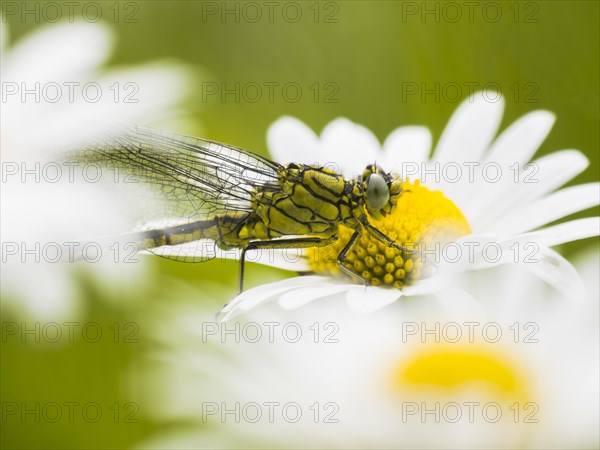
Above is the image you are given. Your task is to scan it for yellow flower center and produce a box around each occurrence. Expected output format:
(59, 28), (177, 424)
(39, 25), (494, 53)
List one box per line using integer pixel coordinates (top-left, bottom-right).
(308, 179), (471, 288)
(393, 344), (530, 403)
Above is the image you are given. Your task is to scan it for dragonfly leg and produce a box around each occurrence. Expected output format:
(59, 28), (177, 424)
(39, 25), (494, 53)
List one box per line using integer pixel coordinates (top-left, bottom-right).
(238, 236), (338, 293)
(357, 214), (420, 256)
(335, 230), (369, 285)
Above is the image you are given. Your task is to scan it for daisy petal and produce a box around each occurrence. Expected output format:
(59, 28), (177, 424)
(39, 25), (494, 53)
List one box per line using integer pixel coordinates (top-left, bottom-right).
(147, 240), (310, 271)
(502, 182), (600, 234)
(485, 110), (556, 165)
(217, 276), (328, 322)
(35, 65), (191, 155)
(259, 248), (311, 271)
(381, 126), (432, 173)
(345, 286), (400, 313)
(515, 217), (600, 247)
(278, 283), (350, 309)
(143, 239), (236, 261)
(402, 274), (452, 296)
(437, 234), (541, 272)
(519, 247), (585, 302)
(320, 118), (380, 177)
(477, 150), (589, 232)
(436, 287), (485, 320)
(3, 22), (112, 82)
(267, 116), (320, 165)
(437, 235), (586, 302)
(432, 92), (504, 164)
(526, 149), (588, 196)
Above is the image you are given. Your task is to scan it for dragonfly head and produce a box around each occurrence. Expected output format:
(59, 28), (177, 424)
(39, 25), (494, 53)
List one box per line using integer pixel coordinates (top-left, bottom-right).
(362, 164), (402, 220)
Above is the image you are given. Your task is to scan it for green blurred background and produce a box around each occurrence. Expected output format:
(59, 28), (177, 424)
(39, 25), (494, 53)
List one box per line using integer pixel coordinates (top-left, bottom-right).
(2, 1), (598, 448)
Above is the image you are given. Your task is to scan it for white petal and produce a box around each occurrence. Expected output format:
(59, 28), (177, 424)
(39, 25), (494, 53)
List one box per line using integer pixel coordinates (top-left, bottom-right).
(445, 235), (587, 302)
(4, 63), (190, 158)
(320, 118), (381, 177)
(3, 22), (112, 82)
(515, 217), (600, 247)
(500, 182), (600, 235)
(434, 234), (491, 271)
(381, 126), (432, 174)
(267, 249), (311, 271)
(519, 247), (585, 302)
(476, 150), (589, 233)
(435, 234), (542, 273)
(526, 149), (589, 195)
(146, 239), (310, 271)
(345, 286), (400, 313)
(485, 110), (555, 165)
(217, 276), (329, 322)
(464, 111), (556, 228)
(435, 287), (485, 320)
(142, 239), (229, 261)
(402, 273), (452, 296)
(432, 92), (504, 164)
(278, 283), (350, 309)
(267, 116), (320, 165)
(1, 179), (141, 244)
(1, 263), (81, 321)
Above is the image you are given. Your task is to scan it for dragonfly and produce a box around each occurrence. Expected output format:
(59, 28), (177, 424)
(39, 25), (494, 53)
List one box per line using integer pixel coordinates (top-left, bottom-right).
(75, 124), (416, 292)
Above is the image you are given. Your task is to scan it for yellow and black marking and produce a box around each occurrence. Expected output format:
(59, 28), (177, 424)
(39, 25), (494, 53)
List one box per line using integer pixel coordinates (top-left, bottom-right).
(136, 212), (251, 254)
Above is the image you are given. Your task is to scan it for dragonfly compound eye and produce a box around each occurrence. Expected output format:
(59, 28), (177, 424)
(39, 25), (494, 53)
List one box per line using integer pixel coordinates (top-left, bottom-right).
(366, 172), (390, 210)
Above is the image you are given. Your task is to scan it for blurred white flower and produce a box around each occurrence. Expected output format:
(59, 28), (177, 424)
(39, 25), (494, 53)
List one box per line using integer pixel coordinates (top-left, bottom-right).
(130, 247), (599, 449)
(0, 19), (192, 320)
(217, 93), (599, 320)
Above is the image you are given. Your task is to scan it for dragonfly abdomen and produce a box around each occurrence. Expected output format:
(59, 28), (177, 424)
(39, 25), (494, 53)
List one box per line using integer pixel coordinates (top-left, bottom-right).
(135, 212), (252, 251)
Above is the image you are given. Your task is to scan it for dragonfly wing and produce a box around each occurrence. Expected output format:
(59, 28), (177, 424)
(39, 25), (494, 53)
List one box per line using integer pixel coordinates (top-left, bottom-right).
(72, 124), (282, 224)
(68, 124), (283, 262)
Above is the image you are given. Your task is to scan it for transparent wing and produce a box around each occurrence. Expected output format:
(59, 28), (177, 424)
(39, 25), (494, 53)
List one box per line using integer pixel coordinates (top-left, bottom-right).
(71, 124), (283, 223)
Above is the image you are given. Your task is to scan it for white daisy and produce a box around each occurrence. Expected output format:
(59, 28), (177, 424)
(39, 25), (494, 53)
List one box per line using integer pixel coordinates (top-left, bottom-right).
(130, 247), (599, 449)
(217, 92), (599, 320)
(1, 19), (191, 320)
